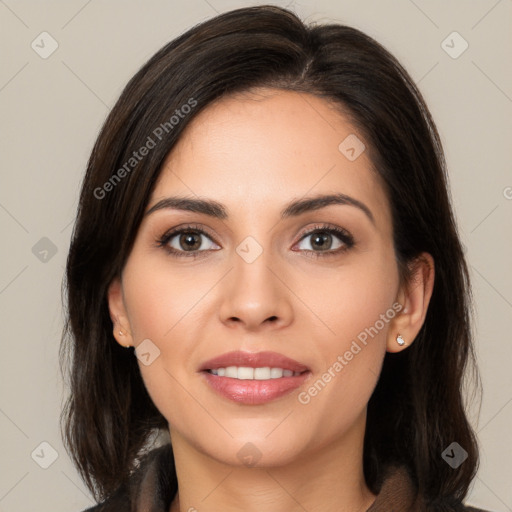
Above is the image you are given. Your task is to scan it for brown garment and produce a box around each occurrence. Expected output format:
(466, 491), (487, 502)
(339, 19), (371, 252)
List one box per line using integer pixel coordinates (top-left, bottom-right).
(83, 444), (491, 512)
(365, 464), (489, 512)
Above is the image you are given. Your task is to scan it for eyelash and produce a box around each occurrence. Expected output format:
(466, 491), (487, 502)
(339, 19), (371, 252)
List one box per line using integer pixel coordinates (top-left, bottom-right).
(155, 223), (355, 260)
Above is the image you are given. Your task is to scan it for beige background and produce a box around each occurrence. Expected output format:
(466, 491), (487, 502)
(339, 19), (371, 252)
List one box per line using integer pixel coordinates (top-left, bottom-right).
(1, 1), (511, 511)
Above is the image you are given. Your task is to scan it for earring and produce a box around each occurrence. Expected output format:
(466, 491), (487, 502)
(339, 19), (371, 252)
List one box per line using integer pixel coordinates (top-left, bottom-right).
(396, 334), (406, 346)
(118, 329), (131, 348)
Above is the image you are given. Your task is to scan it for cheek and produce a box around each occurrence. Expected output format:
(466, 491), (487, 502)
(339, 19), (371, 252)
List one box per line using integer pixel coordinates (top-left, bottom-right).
(300, 253), (398, 347)
(122, 255), (209, 340)
(297, 255), (397, 406)
(120, 256), (218, 422)
(122, 273), (189, 427)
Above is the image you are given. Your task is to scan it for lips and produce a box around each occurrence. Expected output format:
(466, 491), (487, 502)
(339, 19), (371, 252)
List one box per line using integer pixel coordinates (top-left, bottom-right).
(199, 350), (311, 405)
(199, 350), (310, 373)
(202, 370), (311, 405)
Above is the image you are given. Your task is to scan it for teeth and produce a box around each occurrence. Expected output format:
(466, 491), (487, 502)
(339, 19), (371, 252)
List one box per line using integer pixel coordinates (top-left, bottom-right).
(209, 366), (302, 379)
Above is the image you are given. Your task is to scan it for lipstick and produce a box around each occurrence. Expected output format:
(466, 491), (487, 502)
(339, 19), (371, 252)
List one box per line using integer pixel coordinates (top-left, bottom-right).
(199, 350), (311, 405)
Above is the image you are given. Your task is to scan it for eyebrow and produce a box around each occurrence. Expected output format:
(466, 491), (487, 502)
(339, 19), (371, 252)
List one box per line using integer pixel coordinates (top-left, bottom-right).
(145, 193), (375, 225)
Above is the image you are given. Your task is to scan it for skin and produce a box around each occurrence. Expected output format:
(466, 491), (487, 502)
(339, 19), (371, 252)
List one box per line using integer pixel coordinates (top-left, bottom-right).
(108, 88), (434, 512)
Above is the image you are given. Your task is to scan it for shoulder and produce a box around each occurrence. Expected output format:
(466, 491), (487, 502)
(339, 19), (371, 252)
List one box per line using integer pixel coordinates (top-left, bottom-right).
(77, 443), (176, 512)
(371, 463), (494, 512)
(78, 483), (130, 512)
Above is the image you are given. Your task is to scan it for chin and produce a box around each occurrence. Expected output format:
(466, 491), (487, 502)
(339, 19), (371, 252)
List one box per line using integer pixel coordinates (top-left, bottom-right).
(198, 432), (311, 469)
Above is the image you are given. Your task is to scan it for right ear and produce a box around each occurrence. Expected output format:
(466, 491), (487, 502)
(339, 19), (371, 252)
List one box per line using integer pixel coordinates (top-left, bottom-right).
(107, 277), (133, 348)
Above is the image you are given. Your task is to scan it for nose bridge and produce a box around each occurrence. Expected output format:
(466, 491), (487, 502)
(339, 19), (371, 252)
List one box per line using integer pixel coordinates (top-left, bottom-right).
(218, 236), (292, 329)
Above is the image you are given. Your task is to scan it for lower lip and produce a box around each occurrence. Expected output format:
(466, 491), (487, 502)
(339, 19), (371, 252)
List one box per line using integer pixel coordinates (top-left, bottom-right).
(201, 371), (311, 405)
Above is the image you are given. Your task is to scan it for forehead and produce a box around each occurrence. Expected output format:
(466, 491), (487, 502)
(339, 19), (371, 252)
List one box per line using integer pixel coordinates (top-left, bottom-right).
(152, 88), (390, 229)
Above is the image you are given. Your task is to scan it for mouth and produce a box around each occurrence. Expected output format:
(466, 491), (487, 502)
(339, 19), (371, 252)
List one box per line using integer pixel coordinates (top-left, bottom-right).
(206, 366), (305, 379)
(199, 350), (310, 373)
(199, 351), (311, 405)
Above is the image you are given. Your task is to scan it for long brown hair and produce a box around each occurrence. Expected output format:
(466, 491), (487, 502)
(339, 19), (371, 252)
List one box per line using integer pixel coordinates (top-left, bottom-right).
(60, 5), (481, 508)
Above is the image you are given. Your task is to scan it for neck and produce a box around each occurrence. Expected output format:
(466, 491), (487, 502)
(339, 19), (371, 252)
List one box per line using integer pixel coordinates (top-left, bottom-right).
(168, 411), (376, 512)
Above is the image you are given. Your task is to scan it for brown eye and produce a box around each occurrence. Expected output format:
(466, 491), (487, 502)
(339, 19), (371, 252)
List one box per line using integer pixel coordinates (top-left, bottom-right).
(176, 231), (203, 251)
(157, 225), (220, 258)
(294, 225), (355, 257)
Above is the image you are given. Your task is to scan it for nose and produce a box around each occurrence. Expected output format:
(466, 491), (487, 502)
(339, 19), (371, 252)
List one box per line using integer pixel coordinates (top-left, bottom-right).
(218, 249), (293, 332)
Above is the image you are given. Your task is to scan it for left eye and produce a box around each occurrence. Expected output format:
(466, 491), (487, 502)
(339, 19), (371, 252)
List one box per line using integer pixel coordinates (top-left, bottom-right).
(295, 228), (351, 253)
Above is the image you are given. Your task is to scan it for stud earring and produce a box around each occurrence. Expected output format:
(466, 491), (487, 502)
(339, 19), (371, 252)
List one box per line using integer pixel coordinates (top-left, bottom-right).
(117, 329), (131, 348)
(396, 334), (406, 346)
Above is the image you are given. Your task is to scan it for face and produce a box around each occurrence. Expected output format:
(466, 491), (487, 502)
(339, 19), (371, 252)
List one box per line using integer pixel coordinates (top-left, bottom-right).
(109, 88), (405, 467)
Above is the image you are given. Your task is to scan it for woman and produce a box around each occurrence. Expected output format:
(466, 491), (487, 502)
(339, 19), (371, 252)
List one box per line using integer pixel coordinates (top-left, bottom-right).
(60, 5), (489, 511)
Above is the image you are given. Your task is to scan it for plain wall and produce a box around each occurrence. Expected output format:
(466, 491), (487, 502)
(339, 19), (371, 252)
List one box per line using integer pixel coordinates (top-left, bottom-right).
(1, 1), (511, 510)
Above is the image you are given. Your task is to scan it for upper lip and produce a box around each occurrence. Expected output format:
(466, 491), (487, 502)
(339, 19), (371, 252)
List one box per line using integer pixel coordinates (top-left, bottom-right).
(199, 351), (310, 373)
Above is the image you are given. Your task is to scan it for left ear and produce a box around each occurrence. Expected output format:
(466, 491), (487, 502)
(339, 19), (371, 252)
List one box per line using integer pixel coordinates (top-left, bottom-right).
(386, 252), (435, 353)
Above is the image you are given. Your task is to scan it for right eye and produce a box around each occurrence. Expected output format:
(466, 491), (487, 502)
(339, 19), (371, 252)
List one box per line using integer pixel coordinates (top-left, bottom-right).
(156, 225), (221, 259)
